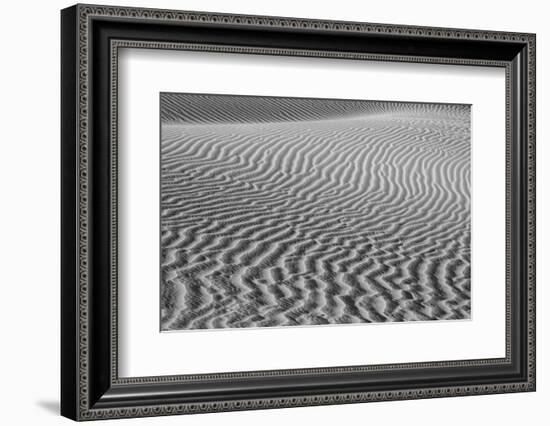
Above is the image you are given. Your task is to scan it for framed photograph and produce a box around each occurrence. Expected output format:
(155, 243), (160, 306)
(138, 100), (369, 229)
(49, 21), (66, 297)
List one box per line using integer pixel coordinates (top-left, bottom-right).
(61, 4), (536, 421)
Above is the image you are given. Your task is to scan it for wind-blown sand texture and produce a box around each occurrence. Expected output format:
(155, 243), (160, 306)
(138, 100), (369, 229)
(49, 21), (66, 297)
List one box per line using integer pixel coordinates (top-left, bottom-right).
(160, 93), (471, 331)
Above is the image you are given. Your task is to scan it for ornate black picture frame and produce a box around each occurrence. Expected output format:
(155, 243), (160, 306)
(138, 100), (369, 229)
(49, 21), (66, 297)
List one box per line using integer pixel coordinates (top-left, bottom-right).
(61, 4), (536, 421)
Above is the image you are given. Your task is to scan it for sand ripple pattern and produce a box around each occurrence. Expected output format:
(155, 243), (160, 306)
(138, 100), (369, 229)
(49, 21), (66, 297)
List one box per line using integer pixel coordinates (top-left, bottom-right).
(160, 93), (471, 331)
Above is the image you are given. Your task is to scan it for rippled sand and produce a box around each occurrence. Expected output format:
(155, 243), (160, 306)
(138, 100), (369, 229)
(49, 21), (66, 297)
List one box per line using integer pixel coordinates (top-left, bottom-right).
(159, 93), (471, 331)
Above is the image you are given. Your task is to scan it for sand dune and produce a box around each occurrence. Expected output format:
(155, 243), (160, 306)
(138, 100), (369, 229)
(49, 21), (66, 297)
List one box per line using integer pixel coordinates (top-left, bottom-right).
(159, 93), (471, 331)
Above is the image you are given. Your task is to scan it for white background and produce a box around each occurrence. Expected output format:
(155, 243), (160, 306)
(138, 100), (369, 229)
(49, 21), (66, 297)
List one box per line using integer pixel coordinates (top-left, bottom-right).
(119, 49), (505, 377)
(0, 0), (547, 425)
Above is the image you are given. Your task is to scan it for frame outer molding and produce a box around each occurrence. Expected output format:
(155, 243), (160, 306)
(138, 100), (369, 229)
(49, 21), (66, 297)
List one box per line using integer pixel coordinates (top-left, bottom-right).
(61, 3), (536, 421)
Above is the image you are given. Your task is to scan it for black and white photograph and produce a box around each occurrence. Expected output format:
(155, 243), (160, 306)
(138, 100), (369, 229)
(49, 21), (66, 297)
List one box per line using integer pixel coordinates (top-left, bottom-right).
(0, 0), (546, 424)
(0, 1), (529, 424)
(159, 93), (472, 331)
